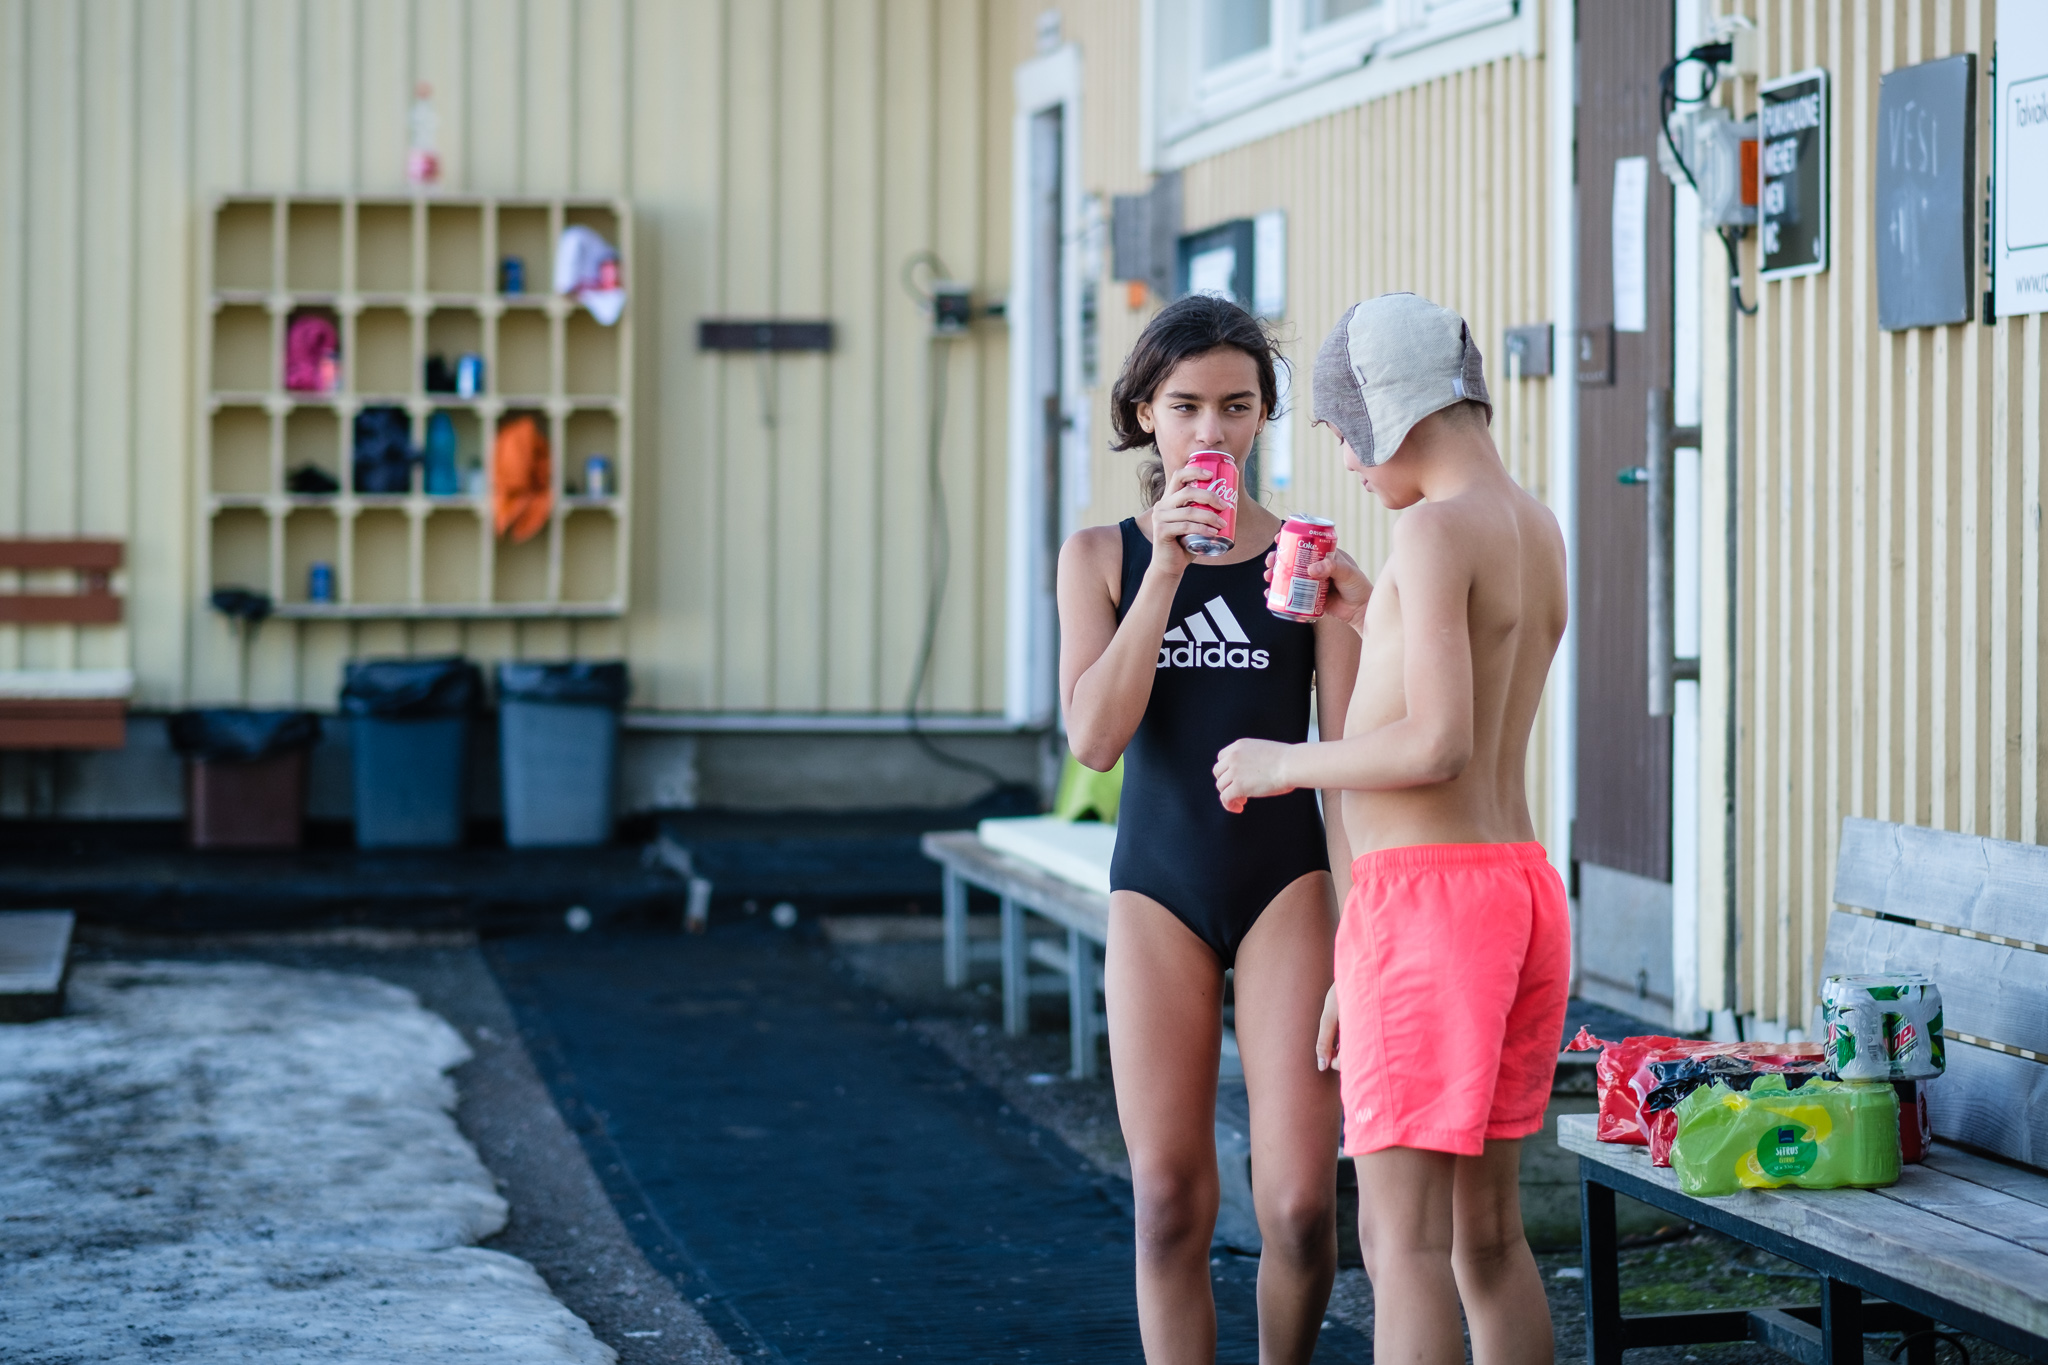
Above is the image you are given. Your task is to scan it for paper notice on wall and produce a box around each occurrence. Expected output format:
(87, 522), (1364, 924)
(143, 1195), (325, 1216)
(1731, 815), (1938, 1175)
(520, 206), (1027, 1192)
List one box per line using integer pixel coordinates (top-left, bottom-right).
(1265, 359), (1294, 490)
(1613, 157), (1649, 332)
(1253, 210), (1287, 317)
(1997, 6), (2048, 316)
(1189, 245), (1237, 301)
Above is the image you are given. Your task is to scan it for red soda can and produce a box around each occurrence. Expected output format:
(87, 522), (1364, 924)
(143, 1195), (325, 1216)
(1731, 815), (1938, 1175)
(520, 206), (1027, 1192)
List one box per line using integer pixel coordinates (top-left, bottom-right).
(1266, 514), (1338, 621)
(1181, 450), (1239, 557)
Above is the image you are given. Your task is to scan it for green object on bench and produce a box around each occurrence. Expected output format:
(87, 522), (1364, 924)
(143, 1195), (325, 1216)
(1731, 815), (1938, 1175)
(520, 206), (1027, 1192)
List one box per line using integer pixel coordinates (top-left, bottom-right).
(1669, 1075), (1899, 1197)
(1051, 753), (1122, 823)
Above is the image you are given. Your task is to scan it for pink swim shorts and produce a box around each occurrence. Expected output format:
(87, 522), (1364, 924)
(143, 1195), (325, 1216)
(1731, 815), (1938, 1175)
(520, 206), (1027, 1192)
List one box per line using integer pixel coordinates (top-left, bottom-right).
(1335, 841), (1571, 1157)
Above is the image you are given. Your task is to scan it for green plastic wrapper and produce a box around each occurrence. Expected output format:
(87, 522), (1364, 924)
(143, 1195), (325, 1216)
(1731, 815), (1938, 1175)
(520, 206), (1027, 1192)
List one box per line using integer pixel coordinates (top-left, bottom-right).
(1669, 1075), (1900, 1196)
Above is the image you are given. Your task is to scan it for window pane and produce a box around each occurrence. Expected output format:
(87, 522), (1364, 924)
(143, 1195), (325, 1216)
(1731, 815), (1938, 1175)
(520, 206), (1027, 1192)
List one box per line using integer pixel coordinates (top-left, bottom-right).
(1204, 0), (1270, 69)
(1307, 0), (1376, 25)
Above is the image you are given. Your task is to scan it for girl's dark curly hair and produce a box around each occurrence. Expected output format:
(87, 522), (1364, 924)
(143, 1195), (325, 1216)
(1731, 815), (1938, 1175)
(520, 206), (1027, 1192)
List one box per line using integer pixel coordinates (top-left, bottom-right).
(1109, 293), (1283, 507)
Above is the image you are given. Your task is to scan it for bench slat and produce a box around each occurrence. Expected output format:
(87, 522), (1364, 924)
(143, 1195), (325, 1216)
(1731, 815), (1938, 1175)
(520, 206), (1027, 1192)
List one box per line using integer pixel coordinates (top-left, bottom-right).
(921, 831), (1109, 942)
(1821, 909), (2048, 1055)
(1919, 1146), (2048, 1214)
(1834, 817), (2048, 943)
(0, 539), (123, 570)
(1868, 1162), (2048, 1254)
(1561, 1114), (2048, 1337)
(1926, 1042), (2048, 1169)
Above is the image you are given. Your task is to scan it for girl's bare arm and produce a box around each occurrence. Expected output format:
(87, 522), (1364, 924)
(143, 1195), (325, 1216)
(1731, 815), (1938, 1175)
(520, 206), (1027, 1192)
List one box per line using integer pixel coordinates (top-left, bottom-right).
(1059, 466), (1223, 770)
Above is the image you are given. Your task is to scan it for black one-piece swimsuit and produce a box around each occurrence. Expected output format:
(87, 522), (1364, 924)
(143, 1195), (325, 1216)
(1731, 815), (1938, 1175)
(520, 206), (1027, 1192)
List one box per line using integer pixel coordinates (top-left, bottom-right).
(1110, 518), (1329, 967)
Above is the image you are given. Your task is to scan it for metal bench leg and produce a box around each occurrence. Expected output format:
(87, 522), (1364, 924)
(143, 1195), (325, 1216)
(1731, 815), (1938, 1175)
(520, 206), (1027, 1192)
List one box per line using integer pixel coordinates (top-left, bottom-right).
(1067, 927), (1099, 1080)
(1820, 1278), (1863, 1365)
(1897, 1309), (1936, 1365)
(942, 868), (968, 988)
(1580, 1168), (1623, 1365)
(1001, 896), (1028, 1037)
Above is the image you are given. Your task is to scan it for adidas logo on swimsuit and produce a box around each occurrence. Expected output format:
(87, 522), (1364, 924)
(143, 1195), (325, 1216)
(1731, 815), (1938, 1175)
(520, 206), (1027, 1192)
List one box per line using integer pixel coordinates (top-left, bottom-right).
(1158, 597), (1272, 670)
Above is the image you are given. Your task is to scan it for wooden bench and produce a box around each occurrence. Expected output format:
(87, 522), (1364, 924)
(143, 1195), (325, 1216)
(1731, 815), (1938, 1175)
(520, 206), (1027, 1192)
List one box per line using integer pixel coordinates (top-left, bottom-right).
(0, 539), (130, 750)
(1565, 817), (2048, 1365)
(921, 829), (1109, 1080)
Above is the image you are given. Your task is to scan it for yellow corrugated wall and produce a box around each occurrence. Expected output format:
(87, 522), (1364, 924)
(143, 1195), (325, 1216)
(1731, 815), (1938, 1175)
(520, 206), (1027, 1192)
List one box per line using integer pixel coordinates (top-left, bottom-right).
(0, 0), (1015, 715)
(1716, 0), (2047, 1031)
(1020, 1), (1558, 844)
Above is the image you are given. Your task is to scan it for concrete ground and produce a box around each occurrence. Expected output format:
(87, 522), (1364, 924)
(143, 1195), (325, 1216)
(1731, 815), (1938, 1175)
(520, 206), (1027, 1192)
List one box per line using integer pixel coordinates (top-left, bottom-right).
(819, 913), (2024, 1365)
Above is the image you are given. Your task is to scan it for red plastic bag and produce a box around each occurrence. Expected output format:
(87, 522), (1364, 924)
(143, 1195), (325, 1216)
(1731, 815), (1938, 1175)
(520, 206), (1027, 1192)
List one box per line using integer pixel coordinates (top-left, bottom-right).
(1568, 1027), (1688, 1145)
(1567, 1028), (1827, 1148)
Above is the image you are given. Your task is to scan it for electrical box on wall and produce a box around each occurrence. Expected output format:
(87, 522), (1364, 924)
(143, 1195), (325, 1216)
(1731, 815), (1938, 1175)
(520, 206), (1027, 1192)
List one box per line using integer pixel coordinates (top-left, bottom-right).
(929, 282), (975, 336)
(1660, 104), (1758, 227)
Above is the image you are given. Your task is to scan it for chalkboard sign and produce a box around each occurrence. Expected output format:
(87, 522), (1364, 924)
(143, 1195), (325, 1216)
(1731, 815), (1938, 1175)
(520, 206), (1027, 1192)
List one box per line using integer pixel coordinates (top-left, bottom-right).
(1759, 69), (1830, 280)
(1877, 54), (1977, 330)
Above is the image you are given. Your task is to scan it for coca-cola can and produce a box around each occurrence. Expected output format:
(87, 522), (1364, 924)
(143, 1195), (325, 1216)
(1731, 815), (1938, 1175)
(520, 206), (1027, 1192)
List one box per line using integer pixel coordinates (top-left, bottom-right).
(1181, 450), (1239, 557)
(1266, 515), (1338, 621)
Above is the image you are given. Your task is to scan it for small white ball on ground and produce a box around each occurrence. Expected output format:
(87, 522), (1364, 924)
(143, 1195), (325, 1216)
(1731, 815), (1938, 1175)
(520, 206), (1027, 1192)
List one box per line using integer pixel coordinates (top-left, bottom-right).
(769, 901), (798, 929)
(565, 905), (593, 932)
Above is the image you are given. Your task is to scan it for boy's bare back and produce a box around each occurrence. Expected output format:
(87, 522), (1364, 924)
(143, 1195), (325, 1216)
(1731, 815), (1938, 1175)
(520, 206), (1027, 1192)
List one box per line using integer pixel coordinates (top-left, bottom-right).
(1340, 452), (1566, 856)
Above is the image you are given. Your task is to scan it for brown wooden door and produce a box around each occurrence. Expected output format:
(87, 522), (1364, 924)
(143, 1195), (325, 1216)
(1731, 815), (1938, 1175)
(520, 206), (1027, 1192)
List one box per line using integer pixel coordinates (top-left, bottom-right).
(1576, 0), (1674, 884)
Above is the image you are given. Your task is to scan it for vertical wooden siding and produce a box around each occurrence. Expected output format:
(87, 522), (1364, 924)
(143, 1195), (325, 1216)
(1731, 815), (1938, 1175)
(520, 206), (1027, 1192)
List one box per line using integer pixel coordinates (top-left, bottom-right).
(1722, 0), (2047, 1032)
(0, 0), (1013, 715)
(1030, 0), (1558, 845)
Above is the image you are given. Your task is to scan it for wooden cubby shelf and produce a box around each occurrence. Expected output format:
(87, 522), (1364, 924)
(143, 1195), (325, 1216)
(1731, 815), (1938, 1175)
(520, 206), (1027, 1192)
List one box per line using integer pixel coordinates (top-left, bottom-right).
(199, 193), (632, 620)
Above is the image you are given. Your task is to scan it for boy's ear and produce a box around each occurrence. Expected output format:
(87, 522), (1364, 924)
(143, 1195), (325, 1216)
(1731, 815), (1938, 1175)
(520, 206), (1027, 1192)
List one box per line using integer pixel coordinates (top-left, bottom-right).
(1135, 401), (1156, 434)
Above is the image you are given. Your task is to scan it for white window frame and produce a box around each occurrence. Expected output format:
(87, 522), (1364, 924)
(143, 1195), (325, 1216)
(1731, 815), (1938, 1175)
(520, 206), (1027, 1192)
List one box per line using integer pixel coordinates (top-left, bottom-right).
(1142, 0), (1536, 171)
(1004, 45), (1087, 728)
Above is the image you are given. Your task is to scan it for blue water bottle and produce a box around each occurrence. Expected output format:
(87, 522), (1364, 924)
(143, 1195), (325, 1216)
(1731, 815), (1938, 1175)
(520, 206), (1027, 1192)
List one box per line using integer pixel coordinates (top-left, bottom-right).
(424, 411), (460, 495)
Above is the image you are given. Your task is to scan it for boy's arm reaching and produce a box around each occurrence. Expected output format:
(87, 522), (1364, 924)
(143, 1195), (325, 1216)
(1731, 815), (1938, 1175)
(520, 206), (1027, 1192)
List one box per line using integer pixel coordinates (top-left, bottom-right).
(1215, 508), (1475, 806)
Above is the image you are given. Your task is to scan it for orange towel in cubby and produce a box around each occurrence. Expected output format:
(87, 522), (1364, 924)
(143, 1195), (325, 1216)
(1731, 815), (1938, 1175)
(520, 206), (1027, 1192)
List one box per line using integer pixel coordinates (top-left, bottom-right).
(493, 415), (552, 543)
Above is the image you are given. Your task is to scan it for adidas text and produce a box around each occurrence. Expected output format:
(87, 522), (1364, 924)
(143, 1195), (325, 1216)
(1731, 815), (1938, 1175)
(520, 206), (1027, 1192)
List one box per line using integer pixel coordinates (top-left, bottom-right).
(1158, 596), (1269, 669)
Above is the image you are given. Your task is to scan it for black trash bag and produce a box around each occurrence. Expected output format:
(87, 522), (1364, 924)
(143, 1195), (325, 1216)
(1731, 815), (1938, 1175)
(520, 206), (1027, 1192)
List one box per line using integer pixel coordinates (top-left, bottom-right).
(353, 406), (416, 494)
(168, 709), (322, 762)
(341, 657), (481, 718)
(497, 660), (631, 707)
(1639, 1054), (1832, 1113)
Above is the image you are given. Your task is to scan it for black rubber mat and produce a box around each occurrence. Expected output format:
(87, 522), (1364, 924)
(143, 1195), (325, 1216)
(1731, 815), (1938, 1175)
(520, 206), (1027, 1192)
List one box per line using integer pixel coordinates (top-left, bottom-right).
(488, 921), (1371, 1363)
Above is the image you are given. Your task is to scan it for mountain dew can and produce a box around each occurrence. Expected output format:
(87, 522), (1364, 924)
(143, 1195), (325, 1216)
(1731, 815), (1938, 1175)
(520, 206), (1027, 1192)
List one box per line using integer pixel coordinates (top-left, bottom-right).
(1822, 973), (1945, 1081)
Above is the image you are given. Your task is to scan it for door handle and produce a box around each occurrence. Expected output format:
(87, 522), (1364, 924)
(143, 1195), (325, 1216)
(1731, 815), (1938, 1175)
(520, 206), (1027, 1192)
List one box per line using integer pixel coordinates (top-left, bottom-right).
(1639, 389), (1700, 717)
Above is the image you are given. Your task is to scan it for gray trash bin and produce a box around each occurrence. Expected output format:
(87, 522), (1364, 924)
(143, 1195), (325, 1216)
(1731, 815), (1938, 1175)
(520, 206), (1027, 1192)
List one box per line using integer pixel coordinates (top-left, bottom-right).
(497, 661), (629, 848)
(341, 657), (480, 848)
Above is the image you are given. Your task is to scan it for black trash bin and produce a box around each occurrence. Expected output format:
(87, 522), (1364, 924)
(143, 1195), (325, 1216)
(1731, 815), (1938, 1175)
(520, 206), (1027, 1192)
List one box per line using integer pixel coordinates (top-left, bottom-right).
(340, 657), (480, 848)
(168, 710), (323, 849)
(497, 661), (629, 847)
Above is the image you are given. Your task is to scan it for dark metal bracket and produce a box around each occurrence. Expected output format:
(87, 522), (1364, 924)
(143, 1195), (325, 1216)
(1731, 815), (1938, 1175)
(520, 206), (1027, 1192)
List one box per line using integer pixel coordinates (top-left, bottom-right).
(697, 320), (834, 352)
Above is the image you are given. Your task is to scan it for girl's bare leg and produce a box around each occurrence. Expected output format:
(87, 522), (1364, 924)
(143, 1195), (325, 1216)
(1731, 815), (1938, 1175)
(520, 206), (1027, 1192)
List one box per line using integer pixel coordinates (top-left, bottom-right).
(1106, 891), (1225, 1365)
(1231, 871), (1342, 1365)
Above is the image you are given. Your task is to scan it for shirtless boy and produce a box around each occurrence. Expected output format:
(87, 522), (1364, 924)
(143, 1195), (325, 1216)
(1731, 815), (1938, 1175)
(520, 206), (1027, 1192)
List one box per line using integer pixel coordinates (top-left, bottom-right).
(1212, 293), (1571, 1365)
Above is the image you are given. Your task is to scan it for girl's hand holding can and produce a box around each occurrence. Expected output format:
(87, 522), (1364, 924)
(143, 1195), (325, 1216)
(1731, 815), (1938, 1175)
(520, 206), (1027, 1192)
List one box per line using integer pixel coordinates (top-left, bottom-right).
(1148, 461), (1227, 569)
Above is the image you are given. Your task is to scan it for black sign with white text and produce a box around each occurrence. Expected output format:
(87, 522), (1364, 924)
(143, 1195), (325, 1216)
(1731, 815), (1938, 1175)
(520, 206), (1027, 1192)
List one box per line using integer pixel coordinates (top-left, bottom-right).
(1760, 69), (1830, 280)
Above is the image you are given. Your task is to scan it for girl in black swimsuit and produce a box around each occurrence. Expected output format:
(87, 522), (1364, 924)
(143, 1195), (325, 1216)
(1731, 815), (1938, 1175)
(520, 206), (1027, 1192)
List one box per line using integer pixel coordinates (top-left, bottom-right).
(1057, 295), (1363, 1364)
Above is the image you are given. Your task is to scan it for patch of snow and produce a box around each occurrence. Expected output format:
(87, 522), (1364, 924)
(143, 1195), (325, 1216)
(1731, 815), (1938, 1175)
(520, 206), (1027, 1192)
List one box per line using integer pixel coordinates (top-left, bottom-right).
(0, 961), (614, 1364)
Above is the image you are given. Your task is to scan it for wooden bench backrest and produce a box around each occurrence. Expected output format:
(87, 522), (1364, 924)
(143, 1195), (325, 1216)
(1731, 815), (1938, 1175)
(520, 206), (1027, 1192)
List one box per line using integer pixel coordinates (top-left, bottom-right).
(1827, 817), (2048, 1170)
(0, 539), (123, 624)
